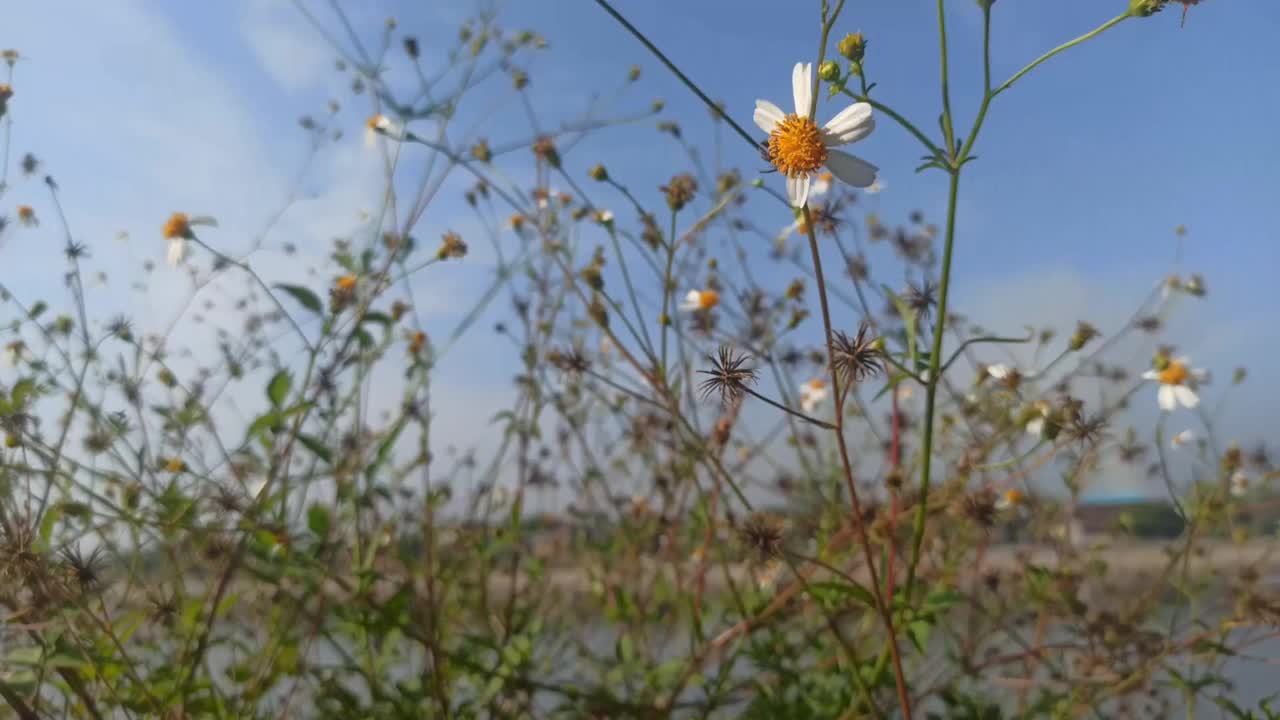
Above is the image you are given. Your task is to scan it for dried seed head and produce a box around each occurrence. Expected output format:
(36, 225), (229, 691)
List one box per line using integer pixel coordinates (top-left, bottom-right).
(58, 545), (106, 593)
(697, 346), (758, 404)
(741, 513), (785, 560)
(831, 320), (884, 385)
(660, 173), (698, 212)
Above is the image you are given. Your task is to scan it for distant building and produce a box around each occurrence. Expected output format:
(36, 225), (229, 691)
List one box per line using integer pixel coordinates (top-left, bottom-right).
(1072, 495), (1184, 542)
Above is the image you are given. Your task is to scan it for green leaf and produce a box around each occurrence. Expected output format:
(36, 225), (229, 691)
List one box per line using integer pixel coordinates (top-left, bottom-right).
(298, 434), (334, 464)
(883, 285), (918, 370)
(362, 311), (393, 327)
(267, 370), (292, 407)
(806, 581), (876, 611)
(307, 504), (331, 537)
(366, 418), (406, 475)
(38, 505), (63, 550)
(274, 284), (323, 316)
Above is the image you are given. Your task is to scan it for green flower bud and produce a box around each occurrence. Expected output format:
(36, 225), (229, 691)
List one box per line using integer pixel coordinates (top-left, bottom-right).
(837, 32), (866, 63)
(818, 60), (841, 83)
(1068, 321), (1099, 352)
(1129, 0), (1168, 17)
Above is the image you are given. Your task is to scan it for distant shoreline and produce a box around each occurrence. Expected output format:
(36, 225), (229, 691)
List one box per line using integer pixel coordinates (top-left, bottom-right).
(480, 539), (1279, 601)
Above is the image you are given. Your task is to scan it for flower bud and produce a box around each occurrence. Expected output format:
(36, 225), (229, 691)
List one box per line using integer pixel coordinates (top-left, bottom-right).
(837, 32), (867, 63)
(589, 164), (609, 182)
(1068, 321), (1099, 351)
(1129, 0), (1168, 17)
(818, 60), (841, 83)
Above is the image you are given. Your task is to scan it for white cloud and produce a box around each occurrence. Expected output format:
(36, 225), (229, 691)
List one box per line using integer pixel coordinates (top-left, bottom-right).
(242, 0), (333, 93)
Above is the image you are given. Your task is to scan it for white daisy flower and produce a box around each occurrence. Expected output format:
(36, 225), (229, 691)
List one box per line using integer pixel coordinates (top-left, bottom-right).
(2, 341), (22, 368)
(161, 213), (217, 268)
(1171, 429), (1195, 449)
(1231, 470), (1249, 498)
(679, 289), (720, 312)
(364, 114), (400, 148)
(1025, 401), (1051, 438)
(995, 488), (1025, 512)
(1141, 356), (1205, 412)
(754, 62), (877, 208)
(799, 378), (828, 413)
(811, 171), (834, 198)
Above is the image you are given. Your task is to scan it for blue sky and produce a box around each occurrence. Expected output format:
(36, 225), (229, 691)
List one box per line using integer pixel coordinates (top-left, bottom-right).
(3, 0), (1276, 501)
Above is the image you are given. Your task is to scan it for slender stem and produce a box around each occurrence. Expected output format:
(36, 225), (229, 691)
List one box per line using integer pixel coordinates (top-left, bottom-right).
(802, 209), (912, 720)
(659, 211), (678, 375)
(904, 170), (961, 601)
(592, 0), (760, 153)
(936, 0), (956, 153)
(845, 91), (944, 160)
(743, 387), (835, 431)
(994, 13), (1130, 97)
(938, 332), (1033, 376)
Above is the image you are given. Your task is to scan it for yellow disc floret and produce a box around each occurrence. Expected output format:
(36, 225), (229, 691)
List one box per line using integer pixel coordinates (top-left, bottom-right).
(767, 115), (827, 178)
(1157, 361), (1189, 386)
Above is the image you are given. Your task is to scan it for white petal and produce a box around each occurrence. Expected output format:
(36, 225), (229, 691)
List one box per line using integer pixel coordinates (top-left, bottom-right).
(753, 99), (785, 134)
(1174, 385), (1199, 408)
(821, 102), (875, 146)
(786, 174), (811, 209)
(987, 364), (1011, 380)
(1171, 430), (1193, 448)
(1141, 370), (1159, 380)
(865, 178), (885, 194)
(167, 238), (186, 267)
(1026, 418), (1045, 437)
(825, 150), (878, 188)
(791, 63), (812, 117)
(1157, 385), (1176, 411)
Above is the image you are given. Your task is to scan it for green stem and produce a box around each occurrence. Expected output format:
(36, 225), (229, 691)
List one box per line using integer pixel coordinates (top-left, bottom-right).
(994, 13), (1130, 97)
(592, 0), (760, 153)
(845, 91), (944, 160)
(659, 210), (678, 376)
(937, 0), (956, 153)
(904, 169), (961, 601)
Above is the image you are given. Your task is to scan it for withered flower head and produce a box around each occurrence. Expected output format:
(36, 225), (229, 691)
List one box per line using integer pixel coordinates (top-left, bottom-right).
(547, 346), (591, 374)
(698, 345), (758, 404)
(741, 513), (785, 560)
(959, 489), (998, 528)
(59, 544), (106, 593)
(531, 136), (559, 167)
(831, 320), (883, 385)
(906, 279), (938, 318)
(436, 231), (468, 260)
(660, 173), (698, 212)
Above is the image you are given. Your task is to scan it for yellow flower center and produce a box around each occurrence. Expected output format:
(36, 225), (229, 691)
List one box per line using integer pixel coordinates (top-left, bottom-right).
(697, 290), (720, 310)
(806, 378), (825, 392)
(336, 275), (358, 292)
(1157, 361), (1189, 386)
(162, 212), (190, 240)
(1003, 488), (1024, 505)
(16, 205), (32, 219)
(366, 114), (385, 130)
(767, 114), (827, 178)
